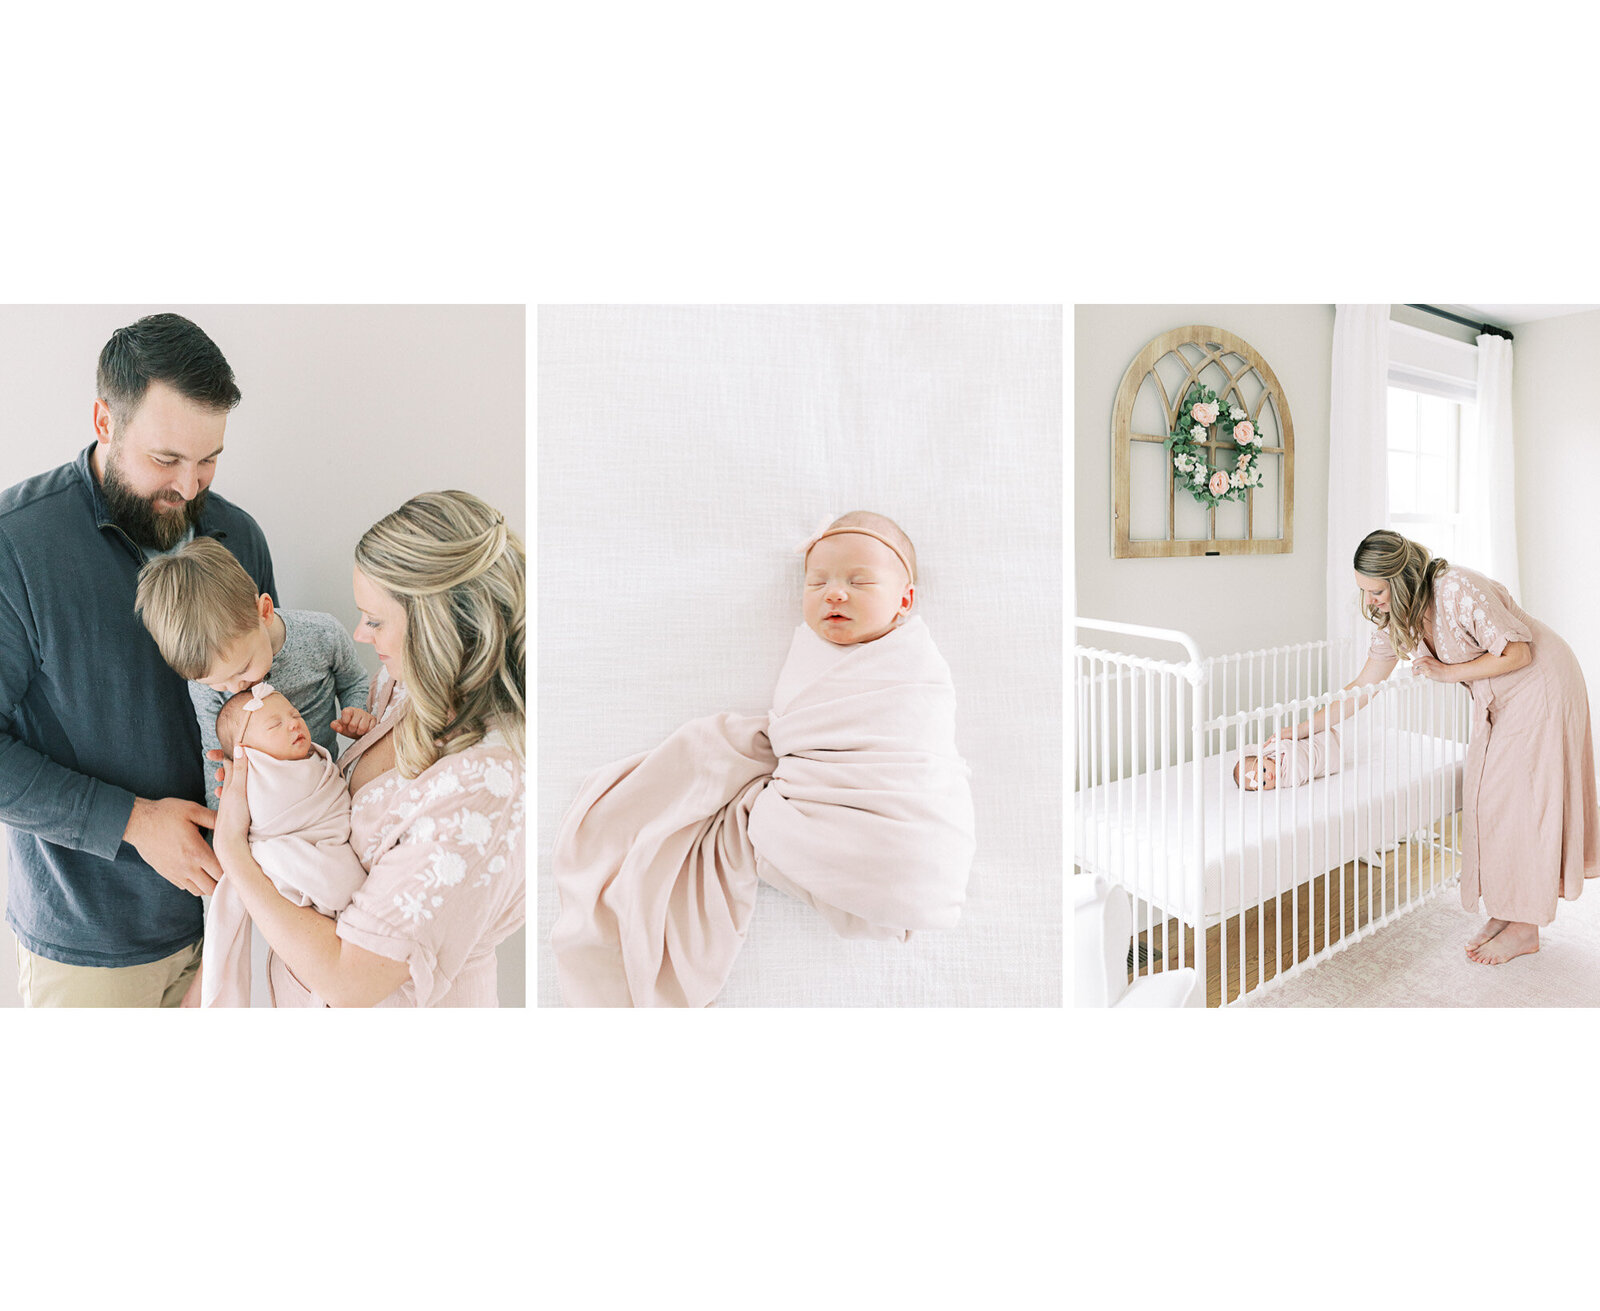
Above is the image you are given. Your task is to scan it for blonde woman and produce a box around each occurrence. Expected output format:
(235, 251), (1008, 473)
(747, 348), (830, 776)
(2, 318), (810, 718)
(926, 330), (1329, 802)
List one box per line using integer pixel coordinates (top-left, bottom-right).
(1271, 529), (1599, 966)
(210, 491), (525, 1006)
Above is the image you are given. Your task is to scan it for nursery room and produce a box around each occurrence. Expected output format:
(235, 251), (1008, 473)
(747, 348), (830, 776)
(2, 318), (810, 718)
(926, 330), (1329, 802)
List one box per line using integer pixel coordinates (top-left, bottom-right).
(1074, 304), (1600, 1008)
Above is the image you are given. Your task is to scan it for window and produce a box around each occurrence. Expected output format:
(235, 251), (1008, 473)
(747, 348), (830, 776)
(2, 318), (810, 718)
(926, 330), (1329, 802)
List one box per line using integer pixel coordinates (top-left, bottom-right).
(1386, 386), (1475, 562)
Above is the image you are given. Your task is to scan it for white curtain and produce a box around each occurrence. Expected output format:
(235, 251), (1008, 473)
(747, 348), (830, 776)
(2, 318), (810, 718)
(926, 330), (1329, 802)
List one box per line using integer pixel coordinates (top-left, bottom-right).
(1326, 305), (1390, 682)
(1461, 334), (1521, 601)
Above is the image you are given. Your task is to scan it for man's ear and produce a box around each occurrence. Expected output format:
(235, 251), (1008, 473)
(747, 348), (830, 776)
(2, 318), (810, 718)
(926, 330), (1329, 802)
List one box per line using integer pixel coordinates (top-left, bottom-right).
(93, 399), (114, 443)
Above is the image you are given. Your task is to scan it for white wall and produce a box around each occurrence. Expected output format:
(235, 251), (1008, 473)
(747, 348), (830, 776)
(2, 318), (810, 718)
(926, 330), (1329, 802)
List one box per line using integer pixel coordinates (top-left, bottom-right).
(1507, 310), (1600, 730)
(1074, 305), (1335, 658)
(0, 305), (526, 1007)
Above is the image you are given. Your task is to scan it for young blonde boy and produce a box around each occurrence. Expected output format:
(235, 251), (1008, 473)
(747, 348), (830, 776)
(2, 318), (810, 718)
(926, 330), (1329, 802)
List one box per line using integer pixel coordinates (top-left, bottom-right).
(135, 538), (373, 808)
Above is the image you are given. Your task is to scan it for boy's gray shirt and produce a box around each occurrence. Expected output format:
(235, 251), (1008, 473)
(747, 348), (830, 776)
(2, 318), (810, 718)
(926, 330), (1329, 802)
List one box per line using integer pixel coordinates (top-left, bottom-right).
(189, 610), (370, 809)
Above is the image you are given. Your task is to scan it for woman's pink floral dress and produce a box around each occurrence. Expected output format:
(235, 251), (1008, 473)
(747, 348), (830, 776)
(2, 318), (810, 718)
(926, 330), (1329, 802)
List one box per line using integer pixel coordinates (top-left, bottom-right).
(268, 669), (525, 1006)
(1368, 566), (1599, 924)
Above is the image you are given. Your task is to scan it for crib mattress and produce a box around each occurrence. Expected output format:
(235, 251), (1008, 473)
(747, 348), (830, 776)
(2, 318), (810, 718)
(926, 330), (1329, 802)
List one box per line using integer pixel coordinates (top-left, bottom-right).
(1075, 728), (1467, 923)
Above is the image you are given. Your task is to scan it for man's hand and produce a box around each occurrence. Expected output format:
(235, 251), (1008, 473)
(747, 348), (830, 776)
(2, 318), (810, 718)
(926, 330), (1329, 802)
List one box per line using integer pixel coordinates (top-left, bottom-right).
(124, 797), (220, 896)
(331, 707), (378, 739)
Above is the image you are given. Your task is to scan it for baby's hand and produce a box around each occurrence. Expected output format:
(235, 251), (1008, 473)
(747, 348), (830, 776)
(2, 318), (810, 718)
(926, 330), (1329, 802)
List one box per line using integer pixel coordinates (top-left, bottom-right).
(332, 707), (379, 738)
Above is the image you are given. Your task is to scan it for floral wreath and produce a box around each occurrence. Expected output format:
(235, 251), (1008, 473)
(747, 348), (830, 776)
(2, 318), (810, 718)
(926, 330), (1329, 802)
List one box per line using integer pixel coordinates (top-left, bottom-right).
(1163, 383), (1267, 505)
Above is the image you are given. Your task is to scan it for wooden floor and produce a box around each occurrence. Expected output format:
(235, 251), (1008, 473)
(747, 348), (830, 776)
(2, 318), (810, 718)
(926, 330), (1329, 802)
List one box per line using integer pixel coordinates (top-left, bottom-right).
(1128, 815), (1462, 1007)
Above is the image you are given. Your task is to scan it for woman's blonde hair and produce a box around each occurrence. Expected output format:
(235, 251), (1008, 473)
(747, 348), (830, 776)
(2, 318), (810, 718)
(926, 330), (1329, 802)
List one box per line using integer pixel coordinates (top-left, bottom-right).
(1352, 529), (1448, 660)
(354, 491), (525, 778)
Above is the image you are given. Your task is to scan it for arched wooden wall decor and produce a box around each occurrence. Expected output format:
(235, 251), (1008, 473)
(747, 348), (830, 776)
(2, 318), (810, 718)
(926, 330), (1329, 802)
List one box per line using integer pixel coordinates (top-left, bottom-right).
(1111, 325), (1294, 559)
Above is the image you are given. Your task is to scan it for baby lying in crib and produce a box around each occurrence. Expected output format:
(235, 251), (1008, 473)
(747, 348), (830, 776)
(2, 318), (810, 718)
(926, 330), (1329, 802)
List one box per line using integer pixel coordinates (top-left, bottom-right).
(201, 686), (368, 1005)
(1234, 726), (1343, 791)
(551, 509), (976, 1006)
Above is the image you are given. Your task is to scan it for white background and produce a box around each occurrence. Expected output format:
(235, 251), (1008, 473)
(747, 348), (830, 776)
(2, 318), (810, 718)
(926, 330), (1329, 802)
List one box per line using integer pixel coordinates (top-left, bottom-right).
(6, 3), (1598, 1309)
(0, 305), (526, 1007)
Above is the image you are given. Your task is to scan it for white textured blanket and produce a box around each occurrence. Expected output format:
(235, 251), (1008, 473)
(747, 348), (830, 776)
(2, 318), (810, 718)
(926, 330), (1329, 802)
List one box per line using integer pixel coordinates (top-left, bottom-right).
(551, 617), (976, 1006)
(201, 744), (368, 1007)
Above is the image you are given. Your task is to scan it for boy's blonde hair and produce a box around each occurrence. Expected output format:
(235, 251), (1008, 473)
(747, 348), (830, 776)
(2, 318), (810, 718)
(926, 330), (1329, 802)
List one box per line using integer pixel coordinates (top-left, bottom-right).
(135, 537), (263, 680)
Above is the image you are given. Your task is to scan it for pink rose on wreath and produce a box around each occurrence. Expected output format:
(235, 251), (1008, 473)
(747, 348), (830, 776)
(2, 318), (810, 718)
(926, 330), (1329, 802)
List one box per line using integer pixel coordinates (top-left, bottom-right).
(1208, 470), (1230, 496)
(1235, 420), (1255, 444)
(1194, 401), (1220, 425)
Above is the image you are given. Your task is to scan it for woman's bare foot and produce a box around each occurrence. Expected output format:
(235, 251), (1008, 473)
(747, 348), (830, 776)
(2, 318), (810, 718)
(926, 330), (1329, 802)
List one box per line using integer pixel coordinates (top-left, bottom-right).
(1466, 918), (1510, 953)
(1469, 921), (1539, 965)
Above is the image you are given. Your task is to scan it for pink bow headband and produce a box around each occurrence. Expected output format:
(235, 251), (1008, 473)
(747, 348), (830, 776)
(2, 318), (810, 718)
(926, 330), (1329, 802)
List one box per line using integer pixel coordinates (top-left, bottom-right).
(231, 681), (275, 757)
(795, 516), (915, 584)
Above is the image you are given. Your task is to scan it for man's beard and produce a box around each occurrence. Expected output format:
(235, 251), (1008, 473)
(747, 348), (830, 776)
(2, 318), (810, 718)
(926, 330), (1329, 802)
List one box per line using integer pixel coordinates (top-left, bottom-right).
(102, 444), (209, 551)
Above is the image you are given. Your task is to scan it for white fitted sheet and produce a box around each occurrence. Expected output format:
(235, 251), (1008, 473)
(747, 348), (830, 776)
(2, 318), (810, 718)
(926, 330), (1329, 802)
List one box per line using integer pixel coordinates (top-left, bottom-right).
(1076, 726), (1467, 923)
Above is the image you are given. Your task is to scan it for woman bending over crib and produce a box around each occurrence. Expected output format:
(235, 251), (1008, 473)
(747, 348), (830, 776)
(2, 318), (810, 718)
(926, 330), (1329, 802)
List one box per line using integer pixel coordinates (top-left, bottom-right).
(1272, 530), (1600, 966)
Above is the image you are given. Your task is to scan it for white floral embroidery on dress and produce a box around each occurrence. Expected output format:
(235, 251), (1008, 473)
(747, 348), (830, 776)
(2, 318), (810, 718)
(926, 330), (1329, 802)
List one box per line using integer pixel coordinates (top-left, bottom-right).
(395, 890), (433, 924)
(453, 808), (495, 853)
(365, 742), (524, 928)
(425, 848), (469, 889)
(426, 770), (464, 801)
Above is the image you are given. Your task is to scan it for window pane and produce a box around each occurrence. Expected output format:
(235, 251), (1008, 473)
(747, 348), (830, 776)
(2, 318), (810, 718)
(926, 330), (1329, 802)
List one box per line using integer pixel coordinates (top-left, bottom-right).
(1397, 520), (1453, 563)
(1387, 388), (1418, 452)
(1389, 451), (1416, 512)
(1418, 394), (1450, 456)
(1417, 453), (1444, 513)
(1455, 403), (1475, 514)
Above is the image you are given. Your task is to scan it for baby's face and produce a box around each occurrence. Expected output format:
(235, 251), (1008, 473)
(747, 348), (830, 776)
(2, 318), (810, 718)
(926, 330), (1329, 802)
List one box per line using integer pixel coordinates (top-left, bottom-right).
(200, 618), (274, 695)
(1240, 754), (1278, 791)
(803, 533), (913, 646)
(241, 692), (312, 761)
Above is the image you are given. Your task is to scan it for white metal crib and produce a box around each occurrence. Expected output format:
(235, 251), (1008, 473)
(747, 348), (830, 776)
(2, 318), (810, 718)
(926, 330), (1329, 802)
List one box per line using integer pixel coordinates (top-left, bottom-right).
(1074, 619), (1473, 1006)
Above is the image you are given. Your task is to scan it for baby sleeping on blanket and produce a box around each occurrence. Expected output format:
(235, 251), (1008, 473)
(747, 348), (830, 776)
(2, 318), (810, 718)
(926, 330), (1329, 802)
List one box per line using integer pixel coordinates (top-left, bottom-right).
(199, 686), (368, 1006)
(1234, 727), (1342, 791)
(551, 510), (977, 1007)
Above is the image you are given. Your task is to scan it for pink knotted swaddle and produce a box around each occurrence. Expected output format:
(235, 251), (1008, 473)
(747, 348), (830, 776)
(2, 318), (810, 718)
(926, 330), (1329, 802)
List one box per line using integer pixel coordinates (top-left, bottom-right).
(550, 616), (976, 1007)
(201, 743), (369, 1007)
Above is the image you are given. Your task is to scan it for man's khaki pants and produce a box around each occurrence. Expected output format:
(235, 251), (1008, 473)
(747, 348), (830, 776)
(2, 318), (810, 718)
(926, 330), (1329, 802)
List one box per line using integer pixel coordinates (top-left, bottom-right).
(15, 940), (201, 1008)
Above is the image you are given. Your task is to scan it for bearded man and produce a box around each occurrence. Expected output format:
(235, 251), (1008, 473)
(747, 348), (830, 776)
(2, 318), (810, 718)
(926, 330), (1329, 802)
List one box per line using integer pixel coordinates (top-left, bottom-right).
(0, 313), (276, 1005)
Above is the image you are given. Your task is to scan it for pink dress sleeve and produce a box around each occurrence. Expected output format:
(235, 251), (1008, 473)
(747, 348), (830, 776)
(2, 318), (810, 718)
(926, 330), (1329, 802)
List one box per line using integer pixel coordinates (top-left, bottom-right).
(335, 741), (526, 1007)
(1366, 623), (1396, 661)
(1437, 569), (1532, 657)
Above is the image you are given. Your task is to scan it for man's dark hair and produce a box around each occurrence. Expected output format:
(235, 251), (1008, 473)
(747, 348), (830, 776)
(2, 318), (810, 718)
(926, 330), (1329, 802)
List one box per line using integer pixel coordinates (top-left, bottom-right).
(96, 313), (242, 428)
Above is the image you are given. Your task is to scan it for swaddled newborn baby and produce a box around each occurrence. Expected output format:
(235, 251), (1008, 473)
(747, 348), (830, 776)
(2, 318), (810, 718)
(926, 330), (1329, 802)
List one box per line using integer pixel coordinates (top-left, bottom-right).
(1235, 727), (1343, 791)
(802, 510), (917, 646)
(201, 685), (368, 1006)
(552, 509), (976, 1007)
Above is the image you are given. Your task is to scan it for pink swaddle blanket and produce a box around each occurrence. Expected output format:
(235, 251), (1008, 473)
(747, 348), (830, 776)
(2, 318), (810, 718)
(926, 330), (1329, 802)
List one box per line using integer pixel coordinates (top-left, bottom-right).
(550, 616), (977, 1007)
(201, 743), (369, 1007)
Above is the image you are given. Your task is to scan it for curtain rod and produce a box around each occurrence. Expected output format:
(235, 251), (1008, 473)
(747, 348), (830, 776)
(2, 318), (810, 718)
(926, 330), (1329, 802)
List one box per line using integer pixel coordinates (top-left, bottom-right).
(1404, 304), (1514, 342)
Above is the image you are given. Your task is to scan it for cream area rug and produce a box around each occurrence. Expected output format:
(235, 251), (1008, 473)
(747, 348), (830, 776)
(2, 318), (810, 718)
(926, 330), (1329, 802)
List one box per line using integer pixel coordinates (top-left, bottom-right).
(1249, 883), (1600, 1007)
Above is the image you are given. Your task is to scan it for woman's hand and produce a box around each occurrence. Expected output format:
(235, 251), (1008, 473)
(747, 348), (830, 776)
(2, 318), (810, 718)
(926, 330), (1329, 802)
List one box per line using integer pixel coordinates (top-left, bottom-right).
(206, 748), (229, 799)
(1263, 721), (1304, 750)
(1412, 654), (1456, 683)
(214, 747), (253, 860)
(332, 707), (379, 738)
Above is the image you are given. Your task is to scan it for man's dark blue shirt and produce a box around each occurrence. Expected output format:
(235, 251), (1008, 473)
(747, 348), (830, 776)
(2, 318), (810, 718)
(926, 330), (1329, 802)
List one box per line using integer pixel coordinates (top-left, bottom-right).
(0, 443), (276, 965)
